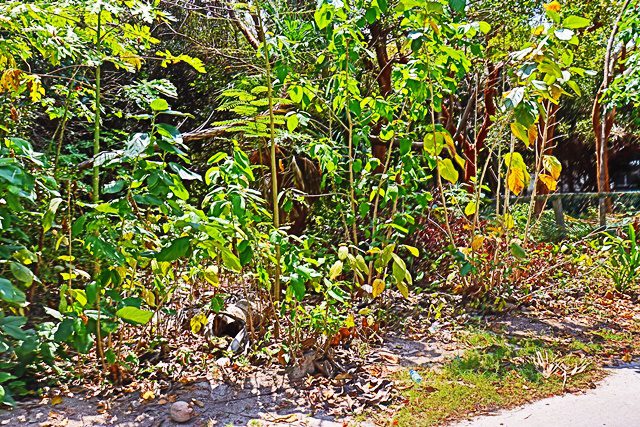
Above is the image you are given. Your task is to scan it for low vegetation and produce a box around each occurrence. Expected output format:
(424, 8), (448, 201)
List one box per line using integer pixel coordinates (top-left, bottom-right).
(0, 0), (639, 424)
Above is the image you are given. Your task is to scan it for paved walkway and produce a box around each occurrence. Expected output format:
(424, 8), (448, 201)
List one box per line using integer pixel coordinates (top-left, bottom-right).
(452, 363), (640, 427)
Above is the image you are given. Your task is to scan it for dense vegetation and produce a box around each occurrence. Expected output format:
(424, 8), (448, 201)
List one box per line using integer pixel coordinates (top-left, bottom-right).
(0, 0), (639, 412)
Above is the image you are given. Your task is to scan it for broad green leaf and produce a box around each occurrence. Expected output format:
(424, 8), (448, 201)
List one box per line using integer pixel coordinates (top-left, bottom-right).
(10, 262), (35, 287)
(116, 306), (153, 325)
(449, 0), (466, 12)
(0, 278), (26, 306)
(221, 248), (242, 272)
(286, 113), (299, 132)
(314, 5), (333, 30)
(563, 15), (590, 29)
(150, 98), (169, 111)
(510, 243), (527, 259)
(156, 237), (191, 262)
(288, 85), (304, 103)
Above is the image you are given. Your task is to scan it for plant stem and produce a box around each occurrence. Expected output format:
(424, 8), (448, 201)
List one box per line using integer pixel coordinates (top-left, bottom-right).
(257, 5), (281, 301)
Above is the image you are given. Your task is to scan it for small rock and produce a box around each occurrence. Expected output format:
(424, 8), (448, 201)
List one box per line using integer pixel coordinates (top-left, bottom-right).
(216, 357), (231, 368)
(170, 401), (194, 423)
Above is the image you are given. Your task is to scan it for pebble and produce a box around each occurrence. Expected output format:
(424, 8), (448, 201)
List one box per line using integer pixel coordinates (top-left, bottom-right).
(169, 401), (194, 423)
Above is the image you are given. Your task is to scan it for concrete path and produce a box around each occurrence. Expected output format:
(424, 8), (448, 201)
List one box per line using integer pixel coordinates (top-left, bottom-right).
(452, 363), (640, 427)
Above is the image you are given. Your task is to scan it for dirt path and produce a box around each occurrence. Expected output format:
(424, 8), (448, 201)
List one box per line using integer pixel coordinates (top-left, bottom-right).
(452, 363), (640, 427)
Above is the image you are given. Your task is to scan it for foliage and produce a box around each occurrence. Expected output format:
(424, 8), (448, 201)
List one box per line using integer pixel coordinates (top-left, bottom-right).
(603, 224), (640, 292)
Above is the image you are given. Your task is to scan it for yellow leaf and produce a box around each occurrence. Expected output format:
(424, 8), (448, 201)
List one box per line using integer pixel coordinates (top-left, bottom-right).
(503, 214), (515, 229)
(51, 396), (63, 405)
(0, 68), (21, 92)
(471, 235), (485, 251)
(539, 173), (557, 191)
(345, 313), (355, 328)
(438, 158), (459, 184)
(141, 390), (155, 400)
(527, 125), (538, 147)
(464, 201), (477, 216)
(507, 168), (526, 195)
(543, 155), (562, 180)
(190, 312), (208, 334)
(397, 281), (409, 298)
(403, 245), (420, 257)
(372, 278), (385, 298)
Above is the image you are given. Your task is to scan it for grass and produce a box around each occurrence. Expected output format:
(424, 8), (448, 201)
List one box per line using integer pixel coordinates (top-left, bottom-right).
(392, 329), (602, 427)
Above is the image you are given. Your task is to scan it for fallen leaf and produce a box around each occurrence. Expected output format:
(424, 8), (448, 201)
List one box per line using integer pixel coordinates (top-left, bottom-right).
(141, 390), (155, 400)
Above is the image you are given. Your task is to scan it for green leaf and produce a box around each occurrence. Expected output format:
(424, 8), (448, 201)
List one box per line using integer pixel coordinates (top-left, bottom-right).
(0, 278), (25, 306)
(116, 306), (153, 325)
(437, 158), (459, 184)
(562, 15), (590, 29)
(156, 237), (191, 262)
(314, 5), (334, 29)
(10, 262), (35, 287)
(365, 7), (377, 24)
(288, 85), (304, 103)
(54, 318), (74, 342)
(510, 243), (527, 259)
(286, 114), (299, 132)
(43, 197), (63, 232)
(150, 98), (169, 111)
(448, 0), (466, 12)
(221, 248), (242, 272)
(329, 260), (343, 280)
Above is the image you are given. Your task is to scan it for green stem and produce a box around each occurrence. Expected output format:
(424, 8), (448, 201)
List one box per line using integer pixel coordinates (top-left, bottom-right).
(257, 6), (281, 301)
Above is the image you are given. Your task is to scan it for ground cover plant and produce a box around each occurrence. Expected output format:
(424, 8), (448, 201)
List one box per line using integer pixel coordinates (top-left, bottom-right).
(0, 0), (639, 425)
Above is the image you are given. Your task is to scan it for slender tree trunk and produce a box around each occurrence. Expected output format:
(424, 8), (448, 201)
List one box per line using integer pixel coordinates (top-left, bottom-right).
(596, 0), (632, 226)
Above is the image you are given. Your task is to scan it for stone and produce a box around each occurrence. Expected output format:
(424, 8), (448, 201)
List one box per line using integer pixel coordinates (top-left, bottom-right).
(169, 401), (194, 423)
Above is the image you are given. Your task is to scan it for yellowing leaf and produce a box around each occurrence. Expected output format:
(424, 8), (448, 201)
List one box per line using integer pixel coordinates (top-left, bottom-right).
(507, 168), (526, 195)
(539, 173), (557, 191)
(527, 125), (538, 147)
(543, 155), (562, 180)
(51, 396), (63, 405)
(403, 245), (419, 257)
(345, 313), (355, 328)
(141, 390), (155, 400)
(190, 312), (208, 334)
(464, 201), (477, 216)
(510, 122), (529, 145)
(438, 158), (459, 184)
(471, 235), (484, 251)
(372, 278), (385, 298)
(329, 260), (343, 280)
(503, 214), (515, 229)
(397, 280), (409, 298)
